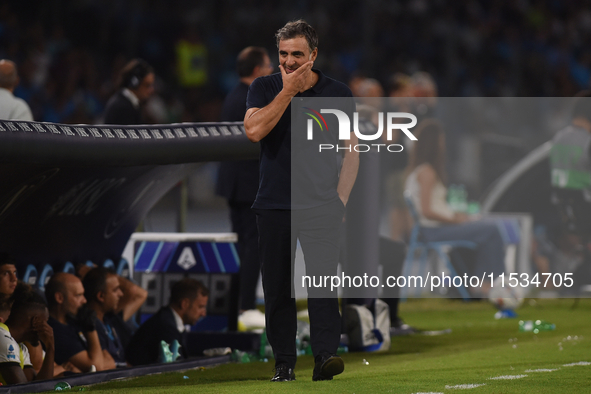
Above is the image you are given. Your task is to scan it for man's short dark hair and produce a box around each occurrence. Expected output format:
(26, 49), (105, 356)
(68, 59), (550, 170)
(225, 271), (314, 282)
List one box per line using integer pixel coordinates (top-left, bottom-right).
(236, 47), (268, 78)
(572, 90), (591, 120)
(0, 252), (16, 268)
(83, 267), (116, 304)
(275, 20), (318, 52)
(45, 275), (67, 309)
(6, 283), (47, 326)
(169, 278), (209, 308)
(0, 293), (13, 315)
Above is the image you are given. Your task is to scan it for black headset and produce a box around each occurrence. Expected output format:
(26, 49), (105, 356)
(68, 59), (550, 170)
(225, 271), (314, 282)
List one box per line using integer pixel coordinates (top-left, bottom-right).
(121, 59), (153, 90)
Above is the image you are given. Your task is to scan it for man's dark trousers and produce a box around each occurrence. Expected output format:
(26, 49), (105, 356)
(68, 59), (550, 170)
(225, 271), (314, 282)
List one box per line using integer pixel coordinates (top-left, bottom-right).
(256, 199), (344, 368)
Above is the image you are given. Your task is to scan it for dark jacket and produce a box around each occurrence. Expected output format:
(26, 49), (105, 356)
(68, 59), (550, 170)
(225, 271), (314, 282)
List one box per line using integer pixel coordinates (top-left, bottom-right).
(126, 307), (186, 366)
(215, 82), (259, 203)
(103, 91), (141, 125)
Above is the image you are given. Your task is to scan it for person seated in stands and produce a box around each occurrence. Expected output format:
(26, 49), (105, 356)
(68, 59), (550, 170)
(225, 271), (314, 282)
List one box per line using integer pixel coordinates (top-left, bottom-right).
(46, 273), (116, 373)
(0, 253), (17, 296)
(404, 120), (506, 295)
(77, 263), (147, 330)
(0, 284), (54, 384)
(126, 278), (208, 366)
(82, 267), (127, 367)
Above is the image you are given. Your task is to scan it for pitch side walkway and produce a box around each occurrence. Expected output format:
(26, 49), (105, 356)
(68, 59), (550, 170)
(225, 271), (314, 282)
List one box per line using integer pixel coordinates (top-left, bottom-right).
(0, 355), (231, 393)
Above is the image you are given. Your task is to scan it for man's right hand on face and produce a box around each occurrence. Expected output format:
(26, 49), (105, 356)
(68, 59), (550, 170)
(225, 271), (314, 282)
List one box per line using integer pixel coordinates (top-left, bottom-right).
(32, 316), (54, 348)
(280, 61), (314, 96)
(75, 305), (97, 332)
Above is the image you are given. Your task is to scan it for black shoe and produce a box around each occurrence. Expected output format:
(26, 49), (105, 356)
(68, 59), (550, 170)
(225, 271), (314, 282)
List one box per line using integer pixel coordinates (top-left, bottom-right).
(390, 318), (418, 336)
(271, 365), (295, 382)
(313, 354), (344, 381)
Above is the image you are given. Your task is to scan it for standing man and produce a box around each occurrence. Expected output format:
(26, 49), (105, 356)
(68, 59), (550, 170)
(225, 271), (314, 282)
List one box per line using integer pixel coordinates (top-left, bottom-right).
(46, 273), (115, 372)
(551, 93), (591, 200)
(126, 278), (208, 366)
(0, 59), (33, 121)
(244, 20), (359, 382)
(103, 59), (155, 125)
(550, 93), (591, 287)
(216, 47), (273, 329)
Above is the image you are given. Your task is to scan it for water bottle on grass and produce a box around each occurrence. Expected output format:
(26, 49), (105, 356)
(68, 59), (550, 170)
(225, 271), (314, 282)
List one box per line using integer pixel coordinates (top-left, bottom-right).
(54, 382), (71, 391)
(519, 320), (555, 334)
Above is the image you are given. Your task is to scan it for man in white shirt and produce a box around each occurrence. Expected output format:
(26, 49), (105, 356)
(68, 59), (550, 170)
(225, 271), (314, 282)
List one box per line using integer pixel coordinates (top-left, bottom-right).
(0, 60), (33, 121)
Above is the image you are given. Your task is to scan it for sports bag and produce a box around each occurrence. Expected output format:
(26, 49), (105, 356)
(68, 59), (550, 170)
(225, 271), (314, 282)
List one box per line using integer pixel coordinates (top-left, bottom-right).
(344, 299), (391, 352)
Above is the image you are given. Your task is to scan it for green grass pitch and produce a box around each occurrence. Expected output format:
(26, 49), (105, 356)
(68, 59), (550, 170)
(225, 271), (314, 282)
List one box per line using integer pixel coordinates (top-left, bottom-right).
(82, 298), (591, 394)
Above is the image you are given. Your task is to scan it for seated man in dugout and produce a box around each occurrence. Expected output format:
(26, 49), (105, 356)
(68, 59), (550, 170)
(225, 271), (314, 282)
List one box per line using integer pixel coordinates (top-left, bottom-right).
(46, 273), (116, 374)
(83, 267), (127, 367)
(0, 254), (17, 297)
(77, 262), (147, 333)
(0, 255), (46, 372)
(126, 278), (208, 366)
(0, 284), (54, 384)
(27, 262), (147, 374)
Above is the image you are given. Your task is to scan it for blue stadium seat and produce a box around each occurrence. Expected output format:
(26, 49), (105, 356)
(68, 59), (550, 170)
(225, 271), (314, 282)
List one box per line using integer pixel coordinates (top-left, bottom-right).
(38, 264), (54, 291)
(117, 258), (131, 279)
(401, 191), (475, 301)
(62, 261), (76, 274)
(85, 260), (95, 268)
(22, 264), (38, 286)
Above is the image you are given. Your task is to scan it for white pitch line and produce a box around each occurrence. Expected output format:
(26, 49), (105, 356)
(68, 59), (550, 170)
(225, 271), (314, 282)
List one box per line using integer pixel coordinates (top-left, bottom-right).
(563, 361), (590, 367)
(489, 375), (527, 380)
(524, 368), (559, 372)
(444, 384), (486, 389)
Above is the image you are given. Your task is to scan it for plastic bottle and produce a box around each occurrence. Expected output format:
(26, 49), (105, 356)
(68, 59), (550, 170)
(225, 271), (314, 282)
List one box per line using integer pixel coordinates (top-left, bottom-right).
(259, 330), (267, 358)
(159, 340), (173, 363)
(54, 382), (71, 391)
(448, 184), (459, 211)
(296, 320), (311, 353)
(170, 339), (181, 361)
(519, 320), (556, 334)
(468, 201), (480, 215)
(258, 330), (273, 358)
(232, 349), (253, 363)
(457, 185), (468, 213)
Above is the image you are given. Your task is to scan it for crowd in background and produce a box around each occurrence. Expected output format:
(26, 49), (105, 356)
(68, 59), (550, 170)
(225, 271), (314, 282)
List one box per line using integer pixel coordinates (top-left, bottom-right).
(1, 0), (591, 126)
(1, 0), (587, 275)
(0, 1), (590, 385)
